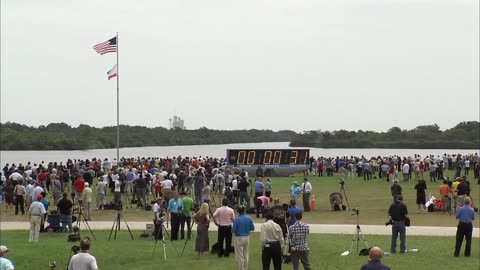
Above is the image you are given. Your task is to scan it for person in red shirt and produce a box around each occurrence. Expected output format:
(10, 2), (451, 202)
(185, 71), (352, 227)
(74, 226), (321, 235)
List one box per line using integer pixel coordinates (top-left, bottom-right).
(37, 170), (48, 189)
(73, 175), (85, 205)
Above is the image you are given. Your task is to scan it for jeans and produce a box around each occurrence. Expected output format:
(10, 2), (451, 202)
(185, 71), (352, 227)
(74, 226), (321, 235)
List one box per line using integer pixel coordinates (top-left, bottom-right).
(60, 214), (73, 233)
(239, 192), (250, 209)
(391, 221), (406, 253)
(291, 250), (311, 270)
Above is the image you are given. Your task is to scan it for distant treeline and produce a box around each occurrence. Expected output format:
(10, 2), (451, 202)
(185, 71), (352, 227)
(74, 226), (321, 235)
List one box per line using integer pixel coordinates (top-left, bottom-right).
(0, 122), (296, 150)
(289, 122), (480, 149)
(0, 121), (478, 150)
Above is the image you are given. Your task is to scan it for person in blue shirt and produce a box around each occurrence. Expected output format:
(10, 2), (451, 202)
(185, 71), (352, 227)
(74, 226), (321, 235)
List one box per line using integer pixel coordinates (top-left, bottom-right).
(40, 192), (50, 232)
(254, 178), (265, 218)
(232, 205), (254, 270)
(290, 181), (301, 205)
(288, 199), (301, 226)
(454, 197), (475, 257)
(167, 192), (184, 240)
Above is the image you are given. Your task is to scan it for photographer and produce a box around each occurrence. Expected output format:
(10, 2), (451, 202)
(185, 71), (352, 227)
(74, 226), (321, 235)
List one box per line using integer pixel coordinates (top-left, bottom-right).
(153, 197), (164, 240)
(167, 192), (184, 240)
(68, 238), (98, 270)
(329, 192), (343, 211)
(388, 195), (408, 254)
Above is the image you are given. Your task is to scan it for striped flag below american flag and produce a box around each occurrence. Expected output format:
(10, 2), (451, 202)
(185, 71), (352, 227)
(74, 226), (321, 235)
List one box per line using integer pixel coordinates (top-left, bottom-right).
(107, 64), (118, 80)
(93, 36), (117, 55)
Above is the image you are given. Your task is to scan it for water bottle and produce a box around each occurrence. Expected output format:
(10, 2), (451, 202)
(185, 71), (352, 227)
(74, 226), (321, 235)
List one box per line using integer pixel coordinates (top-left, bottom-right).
(407, 249), (419, 253)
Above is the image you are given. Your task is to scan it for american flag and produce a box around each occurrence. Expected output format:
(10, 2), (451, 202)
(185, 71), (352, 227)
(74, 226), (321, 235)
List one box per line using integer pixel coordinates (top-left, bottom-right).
(93, 36), (117, 55)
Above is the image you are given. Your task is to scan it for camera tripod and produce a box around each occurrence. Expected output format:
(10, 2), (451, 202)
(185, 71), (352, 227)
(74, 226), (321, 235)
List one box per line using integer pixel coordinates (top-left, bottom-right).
(108, 208), (134, 240)
(339, 181), (350, 210)
(152, 223), (180, 260)
(76, 200), (96, 240)
(181, 219), (196, 256)
(349, 208), (369, 254)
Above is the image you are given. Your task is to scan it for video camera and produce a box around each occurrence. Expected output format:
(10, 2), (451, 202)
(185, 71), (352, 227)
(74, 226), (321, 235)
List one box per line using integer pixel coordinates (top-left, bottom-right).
(351, 208), (359, 215)
(385, 219), (393, 226)
(339, 178), (345, 187)
(71, 245), (81, 254)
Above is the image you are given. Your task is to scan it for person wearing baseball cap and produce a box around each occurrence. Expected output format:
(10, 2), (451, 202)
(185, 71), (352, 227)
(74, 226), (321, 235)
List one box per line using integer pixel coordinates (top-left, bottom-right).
(28, 193), (46, 242)
(0, 245), (14, 270)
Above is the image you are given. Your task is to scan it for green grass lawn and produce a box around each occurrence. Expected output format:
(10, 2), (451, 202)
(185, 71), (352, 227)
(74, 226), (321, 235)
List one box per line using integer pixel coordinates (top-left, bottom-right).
(0, 230), (478, 270)
(3, 170), (478, 228)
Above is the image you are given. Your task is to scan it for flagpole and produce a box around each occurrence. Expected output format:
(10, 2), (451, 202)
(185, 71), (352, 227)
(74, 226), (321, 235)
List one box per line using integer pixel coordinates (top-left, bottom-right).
(116, 32), (120, 163)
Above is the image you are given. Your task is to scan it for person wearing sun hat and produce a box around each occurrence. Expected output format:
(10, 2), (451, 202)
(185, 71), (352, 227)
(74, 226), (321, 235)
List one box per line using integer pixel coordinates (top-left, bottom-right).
(0, 245), (14, 270)
(289, 181), (301, 205)
(28, 194), (46, 242)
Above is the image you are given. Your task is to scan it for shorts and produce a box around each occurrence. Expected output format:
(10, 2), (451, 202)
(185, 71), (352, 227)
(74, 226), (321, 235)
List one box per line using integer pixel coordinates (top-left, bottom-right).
(97, 193), (105, 202)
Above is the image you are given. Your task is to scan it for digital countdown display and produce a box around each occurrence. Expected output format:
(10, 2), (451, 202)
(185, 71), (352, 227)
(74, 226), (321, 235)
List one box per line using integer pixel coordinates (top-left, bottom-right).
(226, 149), (310, 168)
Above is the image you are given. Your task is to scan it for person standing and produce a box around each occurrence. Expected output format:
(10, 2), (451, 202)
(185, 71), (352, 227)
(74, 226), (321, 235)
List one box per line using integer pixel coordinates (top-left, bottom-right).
(301, 178), (312, 212)
(388, 195), (408, 254)
(390, 180), (402, 203)
(439, 180), (451, 214)
(113, 176), (121, 206)
(270, 198), (288, 238)
(56, 192), (74, 233)
(192, 202), (211, 256)
(454, 197), (475, 257)
(288, 200), (301, 226)
(238, 178), (251, 209)
(289, 181), (301, 205)
(82, 183), (93, 220)
(180, 192), (194, 240)
(73, 175), (85, 206)
(212, 198), (235, 257)
(360, 246), (391, 270)
(153, 197), (164, 240)
(0, 245), (14, 270)
(414, 179), (427, 214)
(289, 212), (311, 270)
(28, 194), (46, 242)
(95, 177), (106, 210)
(254, 177), (265, 218)
(260, 211), (284, 270)
(264, 178), (272, 198)
(232, 205), (255, 270)
(13, 180), (26, 215)
(68, 238), (98, 270)
(167, 192), (184, 240)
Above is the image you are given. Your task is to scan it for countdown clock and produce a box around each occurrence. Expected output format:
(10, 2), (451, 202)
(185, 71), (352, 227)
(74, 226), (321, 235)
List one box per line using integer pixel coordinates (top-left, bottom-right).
(226, 149), (310, 168)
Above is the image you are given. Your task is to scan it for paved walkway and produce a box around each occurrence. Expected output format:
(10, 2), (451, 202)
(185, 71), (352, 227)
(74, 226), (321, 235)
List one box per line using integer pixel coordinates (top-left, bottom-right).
(1, 221), (478, 237)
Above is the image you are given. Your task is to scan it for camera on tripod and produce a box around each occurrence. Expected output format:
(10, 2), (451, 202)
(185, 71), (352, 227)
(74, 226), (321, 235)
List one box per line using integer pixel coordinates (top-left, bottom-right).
(114, 202), (123, 211)
(339, 178), (345, 187)
(71, 245), (81, 254)
(49, 261), (56, 270)
(351, 208), (359, 215)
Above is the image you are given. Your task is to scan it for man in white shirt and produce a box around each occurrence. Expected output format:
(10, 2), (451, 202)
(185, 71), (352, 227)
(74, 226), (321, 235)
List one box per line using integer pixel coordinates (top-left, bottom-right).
(301, 178), (313, 212)
(29, 194), (46, 242)
(260, 212), (284, 270)
(402, 163), (410, 181)
(161, 178), (173, 204)
(113, 177), (121, 205)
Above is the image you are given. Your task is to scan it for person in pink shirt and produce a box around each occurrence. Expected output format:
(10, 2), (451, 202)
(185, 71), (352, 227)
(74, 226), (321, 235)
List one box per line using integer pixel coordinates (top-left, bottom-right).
(212, 198), (235, 257)
(256, 195), (271, 218)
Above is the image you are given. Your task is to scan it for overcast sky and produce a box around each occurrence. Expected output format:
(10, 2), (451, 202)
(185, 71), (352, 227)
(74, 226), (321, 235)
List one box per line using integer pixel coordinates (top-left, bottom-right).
(1, 0), (478, 133)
